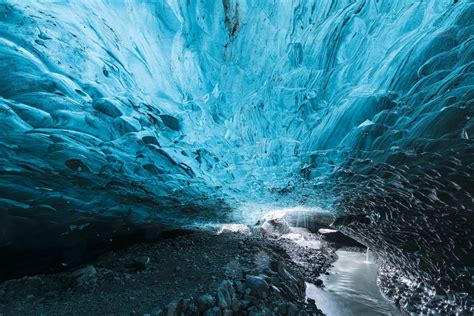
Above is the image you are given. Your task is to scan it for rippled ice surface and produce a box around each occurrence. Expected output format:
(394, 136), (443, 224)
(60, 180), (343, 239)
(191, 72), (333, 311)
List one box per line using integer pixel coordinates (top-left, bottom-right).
(307, 250), (401, 316)
(0, 1), (472, 304)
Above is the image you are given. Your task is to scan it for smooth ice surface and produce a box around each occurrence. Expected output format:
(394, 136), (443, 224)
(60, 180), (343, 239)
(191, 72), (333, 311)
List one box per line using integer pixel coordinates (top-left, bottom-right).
(0, 0), (472, 301)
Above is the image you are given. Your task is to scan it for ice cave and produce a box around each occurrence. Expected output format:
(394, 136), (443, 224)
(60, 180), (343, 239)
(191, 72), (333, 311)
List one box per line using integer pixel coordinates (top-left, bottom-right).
(0, 0), (473, 315)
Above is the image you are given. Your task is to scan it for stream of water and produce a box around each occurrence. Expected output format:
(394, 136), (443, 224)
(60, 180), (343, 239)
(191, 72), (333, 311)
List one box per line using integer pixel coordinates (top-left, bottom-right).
(306, 249), (401, 316)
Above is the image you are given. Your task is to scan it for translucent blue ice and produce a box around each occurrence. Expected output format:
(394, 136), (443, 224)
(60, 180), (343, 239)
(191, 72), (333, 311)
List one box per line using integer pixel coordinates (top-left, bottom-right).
(0, 0), (472, 297)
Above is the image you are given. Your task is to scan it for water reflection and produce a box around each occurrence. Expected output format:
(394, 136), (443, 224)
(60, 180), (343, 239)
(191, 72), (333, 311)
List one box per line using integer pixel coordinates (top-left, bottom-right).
(306, 250), (401, 316)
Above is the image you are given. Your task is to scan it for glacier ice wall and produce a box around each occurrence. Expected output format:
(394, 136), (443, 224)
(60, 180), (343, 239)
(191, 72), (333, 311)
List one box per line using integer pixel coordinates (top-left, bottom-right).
(0, 0), (472, 295)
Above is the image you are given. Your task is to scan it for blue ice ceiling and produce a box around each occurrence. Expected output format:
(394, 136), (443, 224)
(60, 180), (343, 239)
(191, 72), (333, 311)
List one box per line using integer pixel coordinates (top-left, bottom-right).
(0, 0), (473, 292)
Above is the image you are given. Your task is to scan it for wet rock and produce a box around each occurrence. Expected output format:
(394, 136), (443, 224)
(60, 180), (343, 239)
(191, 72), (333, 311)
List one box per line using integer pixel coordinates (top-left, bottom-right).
(305, 298), (323, 315)
(182, 298), (191, 312)
(71, 265), (97, 287)
(231, 297), (242, 313)
(262, 308), (275, 316)
(127, 256), (150, 271)
(271, 284), (281, 294)
(276, 261), (305, 299)
(246, 275), (270, 299)
(276, 303), (287, 316)
(203, 306), (222, 316)
(216, 280), (236, 309)
(314, 279), (323, 287)
(197, 294), (216, 312)
(235, 280), (246, 293)
(247, 306), (260, 316)
(150, 308), (163, 316)
(287, 303), (298, 316)
(163, 303), (176, 316)
(187, 303), (199, 316)
(164, 299), (185, 316)
(240, 299), (251, 309)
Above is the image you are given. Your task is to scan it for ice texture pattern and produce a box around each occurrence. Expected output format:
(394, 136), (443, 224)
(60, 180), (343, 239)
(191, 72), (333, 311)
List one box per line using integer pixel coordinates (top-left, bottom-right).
(0, 0), (472, 306)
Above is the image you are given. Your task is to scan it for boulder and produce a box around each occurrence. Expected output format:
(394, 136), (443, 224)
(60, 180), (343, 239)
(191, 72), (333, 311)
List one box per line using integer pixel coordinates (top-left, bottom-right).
(71, 265), (97, 288)
(276, 303), (298, 316)
(216, 280), (237, 309)
(231, 297), (242, 313)
(187, 303), (199, 316)
(203, 307), (222, 316)
(197, 294), (216, 312)
(164, 299), (185, 316)
(245, 275), (270, 299)
(235, 280), (246, 293)
(127, 256), (150, 271)
(276, 261), (305, 299)
(150, 308), (163, 316)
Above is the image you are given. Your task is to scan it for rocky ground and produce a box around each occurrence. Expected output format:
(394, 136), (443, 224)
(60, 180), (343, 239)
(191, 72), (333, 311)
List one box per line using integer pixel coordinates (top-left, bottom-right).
(0, 218), (360, 316)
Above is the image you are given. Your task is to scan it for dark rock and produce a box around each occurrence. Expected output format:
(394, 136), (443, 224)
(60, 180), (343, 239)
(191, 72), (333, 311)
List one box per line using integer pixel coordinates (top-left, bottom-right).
(270, 275), (281, 286)
(231, 297), (242, 313)
(287, 303), (298, 316)
(164, 299), (185, 316)
(203, 306), (222, 316)
(276, 303), (288, 316)
(235, 280), (246, 293)
(276, 261), (305, 299)
(128, 256), (150, 271)
(246, 275), (270, 299)
(187, 303), (199, 316)
(314, 279), (323, 287)
(261, 308), (275, 316)
(71, 265), (97, 287)
(197, 294), (216, 312)
(181, 298), (191, 312)
(307, 298), (316, 306)
(247, 306), (260, 316)
(216, 280), (237, 309)
(240, 299), (251, 309)
(150, 308), (163, 316)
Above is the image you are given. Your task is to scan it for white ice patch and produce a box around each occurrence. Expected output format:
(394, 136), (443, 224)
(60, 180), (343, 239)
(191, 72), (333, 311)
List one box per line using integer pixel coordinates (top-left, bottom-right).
(279, 231), (321, 249)
(358, 119), (374, 128)
(217, 224), (251, 236)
